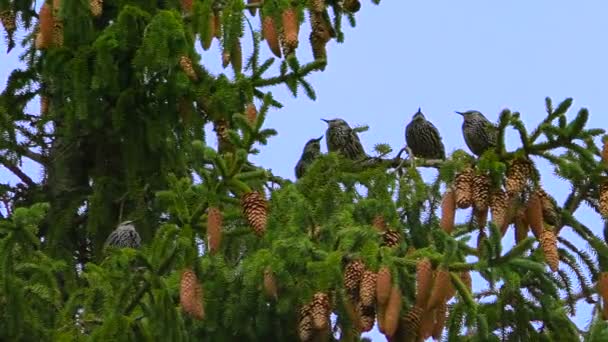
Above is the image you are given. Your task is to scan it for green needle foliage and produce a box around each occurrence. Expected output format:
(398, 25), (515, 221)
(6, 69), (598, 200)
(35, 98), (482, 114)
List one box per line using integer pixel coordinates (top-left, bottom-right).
(1, 1), (608, 341)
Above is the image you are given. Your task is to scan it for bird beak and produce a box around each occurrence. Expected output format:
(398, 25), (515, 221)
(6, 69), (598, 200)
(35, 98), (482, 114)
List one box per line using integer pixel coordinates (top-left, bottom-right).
(316, 135), (324, 141)
(455, 111), (464, 116)
(321, 118), (330, 123)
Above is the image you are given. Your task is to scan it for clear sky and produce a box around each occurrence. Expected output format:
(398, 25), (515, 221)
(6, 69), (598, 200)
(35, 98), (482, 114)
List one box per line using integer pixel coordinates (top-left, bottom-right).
(2, 1), (608, 340)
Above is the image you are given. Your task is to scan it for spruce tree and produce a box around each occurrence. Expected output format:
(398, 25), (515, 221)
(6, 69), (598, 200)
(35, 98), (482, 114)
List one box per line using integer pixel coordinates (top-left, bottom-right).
(1, 1), (608, 341)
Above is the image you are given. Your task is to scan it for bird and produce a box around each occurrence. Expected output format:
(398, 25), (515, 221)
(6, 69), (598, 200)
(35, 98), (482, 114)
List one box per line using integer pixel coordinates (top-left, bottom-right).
(104, 220), (142, 249)
(456, 110), (498, 156)
(405, 108), (446, 159)
(321, 118), (367, 160)
(295, 136), (323, 179)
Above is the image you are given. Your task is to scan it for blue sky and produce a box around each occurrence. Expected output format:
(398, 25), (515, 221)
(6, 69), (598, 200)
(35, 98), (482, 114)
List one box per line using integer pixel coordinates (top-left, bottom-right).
(2, 1), (608, 340)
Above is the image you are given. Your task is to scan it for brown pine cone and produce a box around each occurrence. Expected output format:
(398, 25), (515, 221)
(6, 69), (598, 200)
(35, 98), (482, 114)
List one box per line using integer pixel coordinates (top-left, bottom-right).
(454, 167), (474, 209)
(536, 187), (559, 226)
(382, 230), (401, 248)
(298, 303), (314, 341)
(472, 172), (491, 212)
(600, 182), (608, 218)
(246, 103), (257, 124)
(402, 305), (425, 340)
(0, 10), (16, 34)
(263, 267), (278, 300)
(419, 308), (436, 340)
(432, 303), (448, 340)
(52, 20), (64, 47)
(376, 266), (392, 307)
(281, 8), (299, 53)
(262, 15), (281, 58)
(241, 191), (268, 236)
(89, 0), (103, 16)
(40, 95), (50, 116)
(490, 189), (510, 235)
(383, 286), (402, 337)
(311, 0), (325, 12)
(372, 215), (387, 232)
(603, 139), (608, 168)
(38, 3), (53, 50)
(526, 191), (544, 239)
(359, 269), (376, 307)
(344, 259), (365, 300)
(180, 268), (204, 320)
(598, 272), (608, 319)
(356, 302), (375, 332)
(540, 229), (558, 272)
(440, 190), (456, 234)
(415, 258), (433, 308)
(505, 158), (534, 195)
(179, 55), (198, 81)
(207, 206), (223, 254)
(311, 292), (330, 330)
(426, 268), (454, 310)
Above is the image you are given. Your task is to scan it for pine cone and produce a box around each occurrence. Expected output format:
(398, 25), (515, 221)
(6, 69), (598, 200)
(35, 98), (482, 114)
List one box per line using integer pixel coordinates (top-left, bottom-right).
(431, 303), (448, 340)
(179, 55), (198, 81)
(359, 269), (376, 307)
(180, 268), (204, 320)
(536, 187), (559, 226)
(472, 172), (491, 212)
(440, 190), (456, 234)
(540, 229), (558, 272)
(382, 230), (401, 248)
(403, 306), (424, 340)
(454, 167), (474, 209)
(344, 259), (365, 300)
(426, 268), (454, 310)
(343, 0), (361, 13)
(40, 95), (50, 116)
(1, 10), (16, 34)
(372, 215), (387, 232)
(90, 0), (103, 17)
(383, 286), (402, 337)
(246, 103), (257, 124)
(598, 272), (608, 320)
(241, 191), (268, 236)
(263, 267), (278, 300)
(180, 0), (193, 14)
(415, 258), (433, 308)
(281, 8), (299, 54)
(262, 15), (281, 58)
(603, 139), (608, 168)
(52, 20), (63, 47)
(213, 11), (221, 38)
(505, 158), (534, 195)
(221, 49), (230, 68)
(311, 292), (330, 330)
(38, 3), (53, 50)
(357, 302), (375, 332)
(514, 208), (529, 243)
(419, 308), (435, 340)
(311, 0), (325, 12)
(526, 191), (544, 239)
(600, 182), (608, 218)
(490, 189), (510, 235)
(376, 266), (391, 307)
(207, 207), (222, 254)
(298, 303), (314, 341)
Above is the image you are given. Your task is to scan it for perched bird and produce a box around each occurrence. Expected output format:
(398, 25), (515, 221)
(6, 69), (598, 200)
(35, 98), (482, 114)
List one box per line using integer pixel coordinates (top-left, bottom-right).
(405, 108), (446, 159)
(104, 220), (142, 249)
(456, 110), (498, 156)
(295, 136), (323, 179)
(322, 118), (366, 160)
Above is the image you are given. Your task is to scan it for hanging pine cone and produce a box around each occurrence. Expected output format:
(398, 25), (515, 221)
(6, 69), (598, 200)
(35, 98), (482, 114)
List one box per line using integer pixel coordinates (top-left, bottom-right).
(526, 190), (544, 239)
(180, 0), (193, 14)
(440, 189), (456, 234)
(402, 306), (424, 340)
(263, 267), (278, 300)
(600, 182), (608, 218)
(246, 102), (257, 124)
(540, 229), (558, 272)
(311, 292), (330, 330)
(40, 95), (50, 116)
(241, 191), (268, 236)
(180, 268), (204, 320)
(490, 189), (510, 235)
(357, 302), (375, 332)
(221, 49), (230, 68)
(536, 187), (559, 226)
(179, 55), (198, 81)
(343, 0), (361, 13)
(383, 286), (402, 337)
(382, 229), (401, 248)
(359, 269), (376, 307)
(419, 308), (435, 340)
(207, 206), (222, 254)
(432, 303), (448, 340)
(38, 3), (53, 50)
(281, 7), (299, 54)
(472, 172), (491, 212)
(213, 11), (221, 38)
(603, 139), (608, 168)
(514, 208), (529, 243)
(376, 266), (391, 307)
(52, 20), (63, 47)
(454, 167), (474, 209)
(309, 31), (327, 63)
(426, 268), (454, 310)
(298, 303), (314, 341)
(90, 0), (103, 17)
(505, 158), (534, 195)
(598, 272), (608, 320)
(214, 119), (232, 152)
(415, 258), (433, 308)
(344, 259), (365, 300)
(262, 15), (281, 58)
(1, 10), (16, 35)
(311, 0), (325, 12)
(372, 215), (387, 232)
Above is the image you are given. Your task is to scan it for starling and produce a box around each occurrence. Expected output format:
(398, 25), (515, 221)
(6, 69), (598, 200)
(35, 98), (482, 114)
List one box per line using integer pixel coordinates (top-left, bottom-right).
(322, 118), (367, 160)
(295, 136), (323, 179)
(455, 110), (498, 156)
(104, 220), (141, 249)
(405, 108), (446, 159)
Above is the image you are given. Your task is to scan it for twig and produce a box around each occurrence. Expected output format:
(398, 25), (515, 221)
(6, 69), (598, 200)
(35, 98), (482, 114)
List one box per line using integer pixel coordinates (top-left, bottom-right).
(0, 156), (35, 186)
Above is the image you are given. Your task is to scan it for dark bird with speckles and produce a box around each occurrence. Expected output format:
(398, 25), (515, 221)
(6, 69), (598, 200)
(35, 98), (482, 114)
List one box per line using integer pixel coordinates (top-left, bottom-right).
(456, 110), (498, 156)
(295, 136), (323, 179)
(322, 118), (367, 160)
(104, 220), (142, 249)
(405, 108), (446, 159)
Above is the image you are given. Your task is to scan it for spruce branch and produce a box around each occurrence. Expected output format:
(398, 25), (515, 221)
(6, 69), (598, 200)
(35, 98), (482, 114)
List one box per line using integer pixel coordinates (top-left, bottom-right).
(253, 60), (327, 87)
